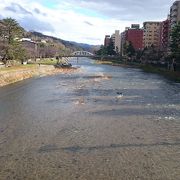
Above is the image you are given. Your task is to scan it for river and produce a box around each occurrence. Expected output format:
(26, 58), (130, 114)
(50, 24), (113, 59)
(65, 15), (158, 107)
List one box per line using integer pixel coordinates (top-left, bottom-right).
(0, 58), (180, 179)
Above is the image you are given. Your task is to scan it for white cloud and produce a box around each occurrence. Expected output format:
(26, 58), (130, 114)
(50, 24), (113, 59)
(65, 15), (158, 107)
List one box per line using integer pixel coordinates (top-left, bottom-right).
(0, 0), (175, 45)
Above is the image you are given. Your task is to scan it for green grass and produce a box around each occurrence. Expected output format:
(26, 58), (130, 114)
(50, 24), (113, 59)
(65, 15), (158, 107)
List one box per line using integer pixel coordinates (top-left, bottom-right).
(140, 65), (180, 82)
(38, 58), (58, 65)
(95, 60), (113, 65)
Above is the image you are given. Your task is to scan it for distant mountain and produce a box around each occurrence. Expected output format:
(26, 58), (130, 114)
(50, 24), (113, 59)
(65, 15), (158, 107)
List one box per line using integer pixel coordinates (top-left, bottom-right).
(28, 31), (100, 53)
(69, 41), (100, 53)
(69, 42), (93, 51)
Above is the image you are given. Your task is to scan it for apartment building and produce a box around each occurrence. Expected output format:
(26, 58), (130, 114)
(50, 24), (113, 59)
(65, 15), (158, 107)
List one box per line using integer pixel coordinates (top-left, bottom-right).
(159, 17), (170, 52)
(120, 24), (143, 56)
(143, 21), (161, 48)
(120, 31), (127, 56)
(170, 0), (180, 29)
(111, 30), (121, 53)
(126, 24), (144, 50)
(104, 35), (111, 47)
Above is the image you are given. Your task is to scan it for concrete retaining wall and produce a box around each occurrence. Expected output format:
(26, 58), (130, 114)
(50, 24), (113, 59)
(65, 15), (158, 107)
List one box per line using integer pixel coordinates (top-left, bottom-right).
(0, 65), (55, 87)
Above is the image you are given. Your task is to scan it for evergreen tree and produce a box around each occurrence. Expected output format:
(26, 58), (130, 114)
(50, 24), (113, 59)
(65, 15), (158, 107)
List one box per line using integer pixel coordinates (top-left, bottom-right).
(106, 41), (116, 56)
(95, 45), (108, 56)
(0, 18), (25, 65)
(170, 22), (180, 62)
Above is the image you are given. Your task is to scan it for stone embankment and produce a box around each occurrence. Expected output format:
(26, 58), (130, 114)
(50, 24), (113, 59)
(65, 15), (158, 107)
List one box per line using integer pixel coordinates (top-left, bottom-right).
(0, 65), (77, 87)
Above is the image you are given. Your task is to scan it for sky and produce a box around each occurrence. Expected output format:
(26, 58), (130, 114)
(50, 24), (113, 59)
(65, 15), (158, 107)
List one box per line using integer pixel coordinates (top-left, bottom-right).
(0, 0), (176, 45)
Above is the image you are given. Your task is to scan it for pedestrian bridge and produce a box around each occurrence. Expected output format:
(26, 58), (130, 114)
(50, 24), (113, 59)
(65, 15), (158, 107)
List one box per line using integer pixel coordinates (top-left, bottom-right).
(72, 51), (94, 57)
(58, 51), (95, 58)
(56, 51), (95, 66)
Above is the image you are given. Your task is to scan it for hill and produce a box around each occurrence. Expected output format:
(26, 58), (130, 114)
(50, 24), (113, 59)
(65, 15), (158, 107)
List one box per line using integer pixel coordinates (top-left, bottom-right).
(27, 31), (99, 53)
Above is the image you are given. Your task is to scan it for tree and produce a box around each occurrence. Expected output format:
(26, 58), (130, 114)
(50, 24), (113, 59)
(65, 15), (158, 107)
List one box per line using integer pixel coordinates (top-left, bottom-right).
(126, 41), (135, 58)
(135, 49), (143, 61)
(0, 18), (25, 65)
(123, 41), (135, 59)
(170, 22), (180, 63)
(115, 46), (120, 55)
(12, 41), (27, 63)
(106, 41), (116, 56)
(95, 45), (108, 56)
(0, 18), (24, 43)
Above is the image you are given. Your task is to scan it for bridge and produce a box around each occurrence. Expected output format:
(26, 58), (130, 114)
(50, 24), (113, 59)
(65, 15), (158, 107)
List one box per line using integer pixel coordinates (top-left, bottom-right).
(55, 51), (121, 66)
(55, 51), (97, 66)
(58, 51), (95, 58)
(72, 51), (94, 57)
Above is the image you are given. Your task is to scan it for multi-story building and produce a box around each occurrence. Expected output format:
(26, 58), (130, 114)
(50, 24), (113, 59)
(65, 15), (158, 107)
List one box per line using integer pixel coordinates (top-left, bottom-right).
(159, 17), (170, 52)
(170, 0), (180, 29)
(104, 35), (111, 47)
(131, 24), (140, 29)
(111, 30), (121, 54)
(143, 21), (161, 49)
(126, 24), (144, 50)
(121, 24), (143, 55)
(120, 31), (127, 55)
(120, 27), (130, 55)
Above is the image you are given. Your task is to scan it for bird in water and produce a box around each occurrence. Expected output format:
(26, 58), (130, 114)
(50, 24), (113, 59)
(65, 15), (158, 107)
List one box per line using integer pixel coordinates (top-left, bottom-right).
(116, 92), (123, 99)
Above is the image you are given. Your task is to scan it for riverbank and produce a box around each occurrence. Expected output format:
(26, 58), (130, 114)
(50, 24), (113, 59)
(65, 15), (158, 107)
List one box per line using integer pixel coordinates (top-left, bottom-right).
(0, 64), (77, 87)
(140, 64), (180, 82)
(96, 60), (180, 82)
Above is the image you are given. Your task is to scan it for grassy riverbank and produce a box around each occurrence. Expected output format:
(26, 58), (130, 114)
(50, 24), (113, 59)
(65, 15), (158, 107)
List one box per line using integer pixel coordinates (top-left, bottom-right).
(96, 60), (180, 82)
(37, 58), (58, 65)
(140, 64), (180, 82)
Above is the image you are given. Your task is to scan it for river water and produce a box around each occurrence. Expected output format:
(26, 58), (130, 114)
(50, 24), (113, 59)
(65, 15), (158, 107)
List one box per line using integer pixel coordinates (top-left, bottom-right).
(0, 58), (180, 179)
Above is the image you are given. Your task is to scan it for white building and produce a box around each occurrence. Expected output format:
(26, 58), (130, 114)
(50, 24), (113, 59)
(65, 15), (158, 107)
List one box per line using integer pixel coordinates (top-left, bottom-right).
(111, 30), (121, 54)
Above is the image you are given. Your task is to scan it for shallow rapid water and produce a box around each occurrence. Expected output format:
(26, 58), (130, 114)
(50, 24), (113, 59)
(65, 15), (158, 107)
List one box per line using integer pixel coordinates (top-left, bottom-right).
(0, 58), (180, 179)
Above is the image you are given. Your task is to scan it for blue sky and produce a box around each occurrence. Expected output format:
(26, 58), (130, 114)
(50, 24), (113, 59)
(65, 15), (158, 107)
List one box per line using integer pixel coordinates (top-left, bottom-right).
(41, 0), (57, 9)
(0, 0), (176, 45)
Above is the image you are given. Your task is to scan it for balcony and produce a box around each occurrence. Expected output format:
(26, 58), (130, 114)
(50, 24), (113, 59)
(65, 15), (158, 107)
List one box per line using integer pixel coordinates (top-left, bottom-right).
(171, 11), (177, 17)
(170, 5), (178, 12)
(170, 17), (177, 22)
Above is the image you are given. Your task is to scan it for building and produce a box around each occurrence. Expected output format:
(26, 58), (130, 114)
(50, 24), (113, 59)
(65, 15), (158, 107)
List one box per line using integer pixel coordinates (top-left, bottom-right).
(170, 0), (180, 29)
(125, 27), (130, 30)
(126, 29), (144, 50)
(143, 21), (161, 49)
(120, 31), (127, 55)
(104, 35), (111, 47)
(121, 24), (143, 56)
(159, 17), (170, 52)
(111, 30), (121, 54)
(126, 24), (144, 50)
(131, 24), (140, 29)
